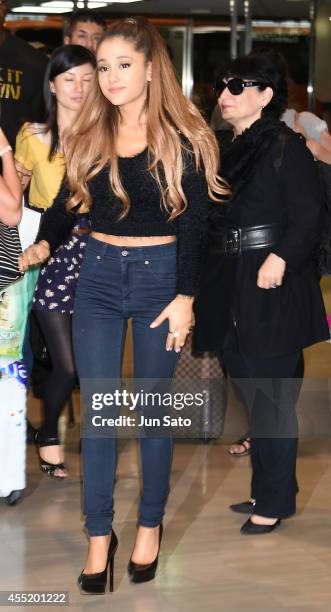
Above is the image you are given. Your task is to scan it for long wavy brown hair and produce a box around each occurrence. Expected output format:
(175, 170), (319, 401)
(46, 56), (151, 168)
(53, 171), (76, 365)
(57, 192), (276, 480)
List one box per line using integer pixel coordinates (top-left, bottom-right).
(63, 17), (228, 217)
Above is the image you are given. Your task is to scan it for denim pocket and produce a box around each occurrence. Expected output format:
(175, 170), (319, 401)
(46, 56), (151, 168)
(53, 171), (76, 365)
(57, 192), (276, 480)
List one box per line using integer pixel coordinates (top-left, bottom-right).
(142, 255), (177, 282)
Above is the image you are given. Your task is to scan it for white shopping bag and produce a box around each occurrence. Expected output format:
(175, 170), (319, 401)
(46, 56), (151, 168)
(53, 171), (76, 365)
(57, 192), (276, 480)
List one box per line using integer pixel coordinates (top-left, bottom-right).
(0, 204), (40, 498)
(18, 205), (42, 249)
(0, 359), (28, 497)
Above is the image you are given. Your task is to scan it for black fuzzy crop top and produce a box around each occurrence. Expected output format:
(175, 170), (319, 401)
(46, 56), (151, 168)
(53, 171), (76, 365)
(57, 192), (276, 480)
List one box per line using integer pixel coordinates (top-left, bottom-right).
(37, 148), (209, 296)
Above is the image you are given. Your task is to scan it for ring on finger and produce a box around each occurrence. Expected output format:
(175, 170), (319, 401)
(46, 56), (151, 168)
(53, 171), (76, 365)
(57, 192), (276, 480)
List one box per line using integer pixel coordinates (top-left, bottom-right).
(169, 330), (180, 338)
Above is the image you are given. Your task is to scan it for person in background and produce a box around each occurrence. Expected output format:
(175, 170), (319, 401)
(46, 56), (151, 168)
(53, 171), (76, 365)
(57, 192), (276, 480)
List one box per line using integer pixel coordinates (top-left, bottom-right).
(227, 106), (331, 458)
(15, 45), (96, 479)
(195, 50), (328, 535)
(64, 10), (107, 54)
(0, 0), (47, 443)
(226, 105), (331, 458)
(0, 0), (48, 148)
(282, 108), (331, 163)
(0, 126), (23, 506)
(0, 127), (22, 224)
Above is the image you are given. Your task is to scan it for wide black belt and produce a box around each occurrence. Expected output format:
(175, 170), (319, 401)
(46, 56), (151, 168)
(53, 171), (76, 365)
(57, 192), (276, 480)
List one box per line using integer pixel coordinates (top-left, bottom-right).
(209, 224), (283, 257)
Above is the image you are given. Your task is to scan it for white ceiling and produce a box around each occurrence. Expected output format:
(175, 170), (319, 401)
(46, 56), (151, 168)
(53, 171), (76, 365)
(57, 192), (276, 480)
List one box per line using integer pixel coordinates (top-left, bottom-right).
(7, 0), (313, 20)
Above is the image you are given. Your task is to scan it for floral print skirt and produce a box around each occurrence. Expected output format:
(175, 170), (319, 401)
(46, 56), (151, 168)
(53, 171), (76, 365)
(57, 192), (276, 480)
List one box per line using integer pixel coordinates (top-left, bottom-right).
(33, 215), (90, 314)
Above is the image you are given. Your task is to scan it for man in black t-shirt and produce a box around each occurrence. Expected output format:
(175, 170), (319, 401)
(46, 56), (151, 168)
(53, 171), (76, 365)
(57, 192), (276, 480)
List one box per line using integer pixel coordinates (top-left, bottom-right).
(0, 0), (48, 147)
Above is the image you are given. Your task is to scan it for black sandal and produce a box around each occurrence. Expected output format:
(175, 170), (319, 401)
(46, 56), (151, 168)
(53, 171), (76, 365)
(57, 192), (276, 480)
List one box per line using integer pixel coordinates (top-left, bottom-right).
(35, 430), (67, 478)
(228, 436), (251, 457)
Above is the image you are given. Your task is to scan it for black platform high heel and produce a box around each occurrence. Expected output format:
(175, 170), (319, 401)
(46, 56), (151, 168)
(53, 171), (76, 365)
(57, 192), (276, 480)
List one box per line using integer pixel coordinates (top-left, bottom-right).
(78, 530), (118, 594)
(128, 524), (163, 584)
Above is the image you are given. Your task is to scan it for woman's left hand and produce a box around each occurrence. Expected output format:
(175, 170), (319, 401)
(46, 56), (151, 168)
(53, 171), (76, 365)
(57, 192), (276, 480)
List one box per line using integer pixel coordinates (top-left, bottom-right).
(150, 295), (194, 352)
(257, 253), (286, 289)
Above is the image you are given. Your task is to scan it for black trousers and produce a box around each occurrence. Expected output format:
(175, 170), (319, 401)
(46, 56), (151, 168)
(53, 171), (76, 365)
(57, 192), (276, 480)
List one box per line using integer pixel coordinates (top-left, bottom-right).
(219, 326), (304, 519)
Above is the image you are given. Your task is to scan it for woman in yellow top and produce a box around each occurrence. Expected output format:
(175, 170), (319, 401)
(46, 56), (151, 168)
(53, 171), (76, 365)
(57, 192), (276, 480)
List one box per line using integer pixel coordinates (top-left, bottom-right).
(15, 124), (65, 211)
(15, 45), (96, 478)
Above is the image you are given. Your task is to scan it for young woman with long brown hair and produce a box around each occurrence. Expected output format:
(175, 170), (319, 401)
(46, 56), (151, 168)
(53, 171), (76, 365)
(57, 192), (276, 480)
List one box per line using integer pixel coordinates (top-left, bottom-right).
(19, 17), (227, 593)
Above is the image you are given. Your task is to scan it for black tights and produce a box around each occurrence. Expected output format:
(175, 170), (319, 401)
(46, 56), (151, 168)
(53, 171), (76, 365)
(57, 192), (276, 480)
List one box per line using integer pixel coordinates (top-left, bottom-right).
(34, 310), (76, 439)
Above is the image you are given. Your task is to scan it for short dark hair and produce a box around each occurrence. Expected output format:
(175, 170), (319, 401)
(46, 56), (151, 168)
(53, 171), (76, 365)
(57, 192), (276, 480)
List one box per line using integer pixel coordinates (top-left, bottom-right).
(217, 49), (289, 118)
(44, 44), (96, 160)
(67, 10), (107, 37)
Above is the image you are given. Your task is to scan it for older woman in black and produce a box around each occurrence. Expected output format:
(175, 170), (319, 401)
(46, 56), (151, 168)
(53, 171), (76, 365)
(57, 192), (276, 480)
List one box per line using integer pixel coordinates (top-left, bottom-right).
(194, 51), (328, 534)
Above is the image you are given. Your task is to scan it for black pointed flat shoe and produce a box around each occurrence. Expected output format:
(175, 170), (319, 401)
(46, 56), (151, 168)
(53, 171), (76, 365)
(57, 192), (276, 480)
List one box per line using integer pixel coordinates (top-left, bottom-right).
(229, 500), (256, 514)
(240, 517), (281, 535)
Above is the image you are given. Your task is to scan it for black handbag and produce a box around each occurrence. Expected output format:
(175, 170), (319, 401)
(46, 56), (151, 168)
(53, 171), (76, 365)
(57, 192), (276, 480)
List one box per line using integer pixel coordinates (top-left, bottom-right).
(0, 220), (23, 291)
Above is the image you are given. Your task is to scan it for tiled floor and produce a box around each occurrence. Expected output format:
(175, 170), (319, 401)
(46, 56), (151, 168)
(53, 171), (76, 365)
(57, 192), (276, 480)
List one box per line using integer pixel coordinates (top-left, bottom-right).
(1, 417), (331, 611)
(1, 279), (331, 611)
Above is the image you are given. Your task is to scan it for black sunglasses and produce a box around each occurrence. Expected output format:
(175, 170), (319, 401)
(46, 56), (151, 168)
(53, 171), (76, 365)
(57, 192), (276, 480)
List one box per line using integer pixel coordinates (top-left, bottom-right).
(213, 77), (270, 98)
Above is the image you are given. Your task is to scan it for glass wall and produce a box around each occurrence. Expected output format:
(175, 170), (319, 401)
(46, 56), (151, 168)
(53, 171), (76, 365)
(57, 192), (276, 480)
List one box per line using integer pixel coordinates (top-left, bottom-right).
(158, 26), (188, 89)
(252, 30), (310, 112)
(192, 28), (230, 121)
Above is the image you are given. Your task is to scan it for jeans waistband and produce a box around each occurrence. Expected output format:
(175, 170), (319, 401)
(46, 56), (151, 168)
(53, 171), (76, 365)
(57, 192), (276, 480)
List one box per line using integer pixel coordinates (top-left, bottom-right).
(86, 235), (177, 260)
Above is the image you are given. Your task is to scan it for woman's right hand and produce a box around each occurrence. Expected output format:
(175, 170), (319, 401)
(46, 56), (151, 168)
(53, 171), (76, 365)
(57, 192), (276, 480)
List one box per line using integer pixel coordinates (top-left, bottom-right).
(18, 240), (50, 272)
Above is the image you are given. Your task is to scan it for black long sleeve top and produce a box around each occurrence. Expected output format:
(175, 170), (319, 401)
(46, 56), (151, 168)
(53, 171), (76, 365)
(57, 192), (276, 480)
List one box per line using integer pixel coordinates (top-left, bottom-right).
(37, 148), (209, 296)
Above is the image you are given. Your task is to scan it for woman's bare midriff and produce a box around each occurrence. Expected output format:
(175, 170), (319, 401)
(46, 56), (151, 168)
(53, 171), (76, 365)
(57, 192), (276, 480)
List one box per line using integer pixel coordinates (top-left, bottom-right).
(91, 232), (176, 247)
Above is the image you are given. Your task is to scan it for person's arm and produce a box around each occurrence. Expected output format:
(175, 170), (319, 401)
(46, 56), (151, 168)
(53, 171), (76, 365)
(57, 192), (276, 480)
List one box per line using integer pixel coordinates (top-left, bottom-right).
(271, 133), (323, 270)
(175, 159), (209, 297)
(306, 135), (331, 165)
(320, 130), (331, 154)
(15, 160), (33, 191)
(0, 128), (22, 226)
(150, 156), (209, 351)
(18, 177), (77, 272)
(14, 123), (34, 191)
(296, 112), (331, 164)
(36, 179), (78, 248)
